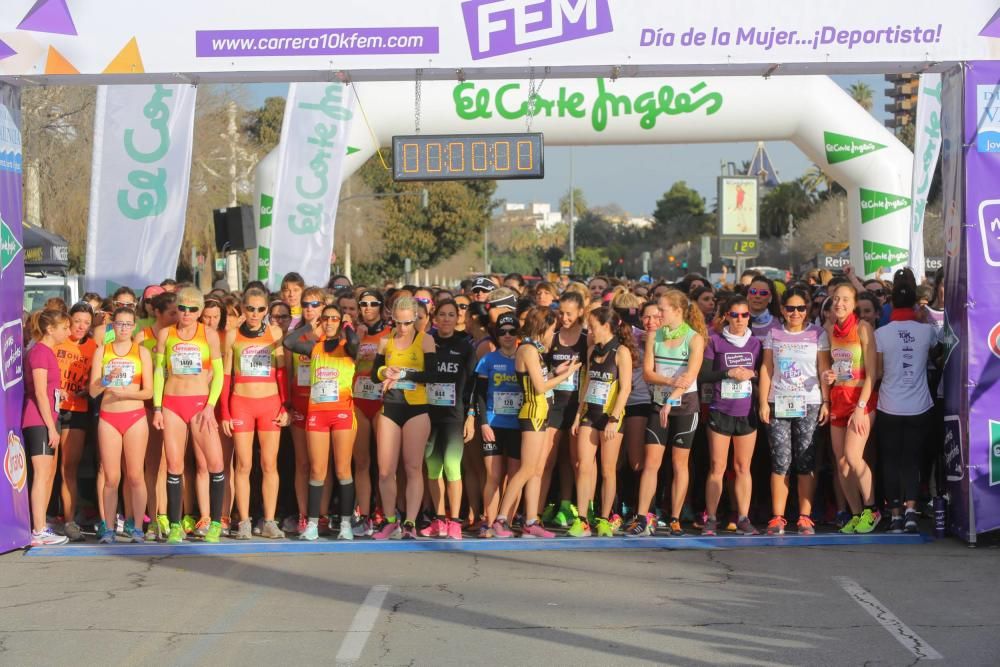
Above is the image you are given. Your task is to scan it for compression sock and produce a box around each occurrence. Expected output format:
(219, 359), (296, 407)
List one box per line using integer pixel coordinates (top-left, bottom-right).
(337, 479), (355, 520)
(166, 473), (183, 524)
(209, 471), (225, 522)
(308, 480), (324, 522)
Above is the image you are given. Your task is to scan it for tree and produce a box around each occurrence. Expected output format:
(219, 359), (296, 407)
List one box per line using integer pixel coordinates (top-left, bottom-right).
(573, 210), (617, 247)
(651, 181), (713, 246)
(848, 81), (874, 112)
(572, 246), (607, 277)
(244, 96), (285, 153)
(559, 187), (587, 221)
(760, 179), (817, 238)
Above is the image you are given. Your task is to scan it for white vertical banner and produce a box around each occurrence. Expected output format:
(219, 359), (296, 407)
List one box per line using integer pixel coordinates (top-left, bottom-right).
(85, 84), (197, 293)
(268, 82), (355, 289)
(908, 73), (942, 278)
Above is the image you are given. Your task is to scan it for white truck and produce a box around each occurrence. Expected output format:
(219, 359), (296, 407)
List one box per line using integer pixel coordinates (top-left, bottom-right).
(23, 273), (85, 313)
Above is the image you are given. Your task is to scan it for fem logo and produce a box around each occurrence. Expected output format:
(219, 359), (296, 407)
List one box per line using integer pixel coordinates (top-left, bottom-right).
(462, 0), (613, 59)
(4, 431), (26, 493)
(988, 321), (1000, 360)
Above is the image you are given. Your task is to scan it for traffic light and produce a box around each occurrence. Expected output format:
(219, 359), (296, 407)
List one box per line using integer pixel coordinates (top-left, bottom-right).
(668, 255), (675, 262)
(681, 261), (688, 269)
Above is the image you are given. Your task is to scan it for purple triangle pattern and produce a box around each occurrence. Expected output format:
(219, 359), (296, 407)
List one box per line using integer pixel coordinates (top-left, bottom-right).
(16, 0), (78, 36)
(0, 39), (16, 61)
(980, 7), (1000, 37)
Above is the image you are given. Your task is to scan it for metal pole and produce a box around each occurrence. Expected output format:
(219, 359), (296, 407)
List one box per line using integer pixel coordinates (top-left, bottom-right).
(484, 223), (490, 274)
(345, 242), (352, 283)
(568, 147), (575, 262)
(224, 101), (241, 291)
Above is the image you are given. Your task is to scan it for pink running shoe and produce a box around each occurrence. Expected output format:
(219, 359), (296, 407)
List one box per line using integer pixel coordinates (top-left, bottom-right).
(446, 519), (463, 540)
(297, 515), (308, 535)
(420, 518), (447, 538)
(520, 522), (554, 538)
(372, 519), (401, 541)
(491, 518), (514, 538)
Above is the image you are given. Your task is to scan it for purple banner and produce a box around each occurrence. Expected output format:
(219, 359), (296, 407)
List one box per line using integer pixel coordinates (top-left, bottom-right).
(964, 61), (1000, 536)
(0, 83), (30, 554)
(195, 27), (439, 58)
(462, 0), (613, 59)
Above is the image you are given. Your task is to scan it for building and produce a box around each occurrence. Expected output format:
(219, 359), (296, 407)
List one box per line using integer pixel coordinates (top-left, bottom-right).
(746, 141), (781, 188)
(884, 73), (919, 131)
(501, 201), (563, 230)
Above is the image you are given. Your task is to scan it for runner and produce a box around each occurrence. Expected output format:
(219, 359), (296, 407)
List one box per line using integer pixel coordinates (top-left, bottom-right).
(280, 272), (306, 328)
(493, 307), (581, 539)
(629, 291), (706, 537)
(699, 297), (763, 536)
(758, 287), (830, 536)
(269, 301), (293, 334)
(621, 301), (661, 529)
(570, 306), (634, 537)
(454, 294), (471, 333)
(824, 283), (880, 534)
(151, 287), (227, 543)
(421, 300), (477, 539)
(90, 307), (153, 543)
(221, 287), (288, 540)
(24, 309), (71, 547)
(747, 277), (781, 341)
(371, 296), (440, 540)
(284, 303), (360, 541)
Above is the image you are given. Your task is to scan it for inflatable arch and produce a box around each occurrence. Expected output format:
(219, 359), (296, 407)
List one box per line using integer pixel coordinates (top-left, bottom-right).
(253, 75), (913, 280)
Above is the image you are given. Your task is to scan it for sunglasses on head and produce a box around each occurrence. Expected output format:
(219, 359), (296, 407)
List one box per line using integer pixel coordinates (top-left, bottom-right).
(178, 304), (200, 313)
(498, 328), (517, 336)
(784, 304), (808, 313)
(728, 311), (751, 319)
(320, 315), (341, 323)
(302, 300), (323, 309)
(359, 300), (382, 308)
(245, 306), (267, 314)
(748, 288), (770, 297)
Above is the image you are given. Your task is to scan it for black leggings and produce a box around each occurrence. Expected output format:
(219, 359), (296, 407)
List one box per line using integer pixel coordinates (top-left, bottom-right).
(876, 409), (932, 509)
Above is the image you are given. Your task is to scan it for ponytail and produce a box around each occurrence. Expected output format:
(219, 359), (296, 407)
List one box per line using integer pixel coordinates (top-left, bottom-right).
(31, 308), (69, 341)
(685, 302), (709, 341)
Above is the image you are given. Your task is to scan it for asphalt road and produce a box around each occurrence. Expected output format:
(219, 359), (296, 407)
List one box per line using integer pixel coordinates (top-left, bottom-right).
(1, 539), (998, 666)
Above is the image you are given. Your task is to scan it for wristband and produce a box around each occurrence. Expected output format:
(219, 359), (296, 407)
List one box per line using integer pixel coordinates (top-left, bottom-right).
(398, 369), (407, 379)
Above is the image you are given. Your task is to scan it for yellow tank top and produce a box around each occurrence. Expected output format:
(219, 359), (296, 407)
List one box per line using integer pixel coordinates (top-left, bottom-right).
(385, 330), (427, 405)
(165, 324), (211, 378)
(102, 341), (143, 388)
(308, 340), (356, 411)
(139, 326), (157, 352)
(517, 342), (550, 422)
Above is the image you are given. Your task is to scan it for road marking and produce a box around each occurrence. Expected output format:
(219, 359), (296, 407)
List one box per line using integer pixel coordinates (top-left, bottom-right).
(834, 576), (942, 661)
(335, 584), (390, 665)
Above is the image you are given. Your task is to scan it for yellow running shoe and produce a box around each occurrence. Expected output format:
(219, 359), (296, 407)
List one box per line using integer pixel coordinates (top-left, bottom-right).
(166, 523), (185, 544)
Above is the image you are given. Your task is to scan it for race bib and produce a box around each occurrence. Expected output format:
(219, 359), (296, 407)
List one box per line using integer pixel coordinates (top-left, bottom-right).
(584, 380), (612, 406)
(720, 379), (752, 400)
(555, 369), (578, 392)
(831, 349), (854, 382)
(494, 391), (523, 416)
(774, 393), (807, 419)
(170, 343), (202, 376)
(311, 367), (340, 403)
(240, 345), (272, 378)
(103, 359), (136, 388)
(427, 382), (457, 407)
(353, 375), (382, 400)
(296, 356), (311, 387)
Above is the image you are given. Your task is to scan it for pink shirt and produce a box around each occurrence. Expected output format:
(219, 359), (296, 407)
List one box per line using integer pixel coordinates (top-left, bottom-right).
(22, 342), (62, 429)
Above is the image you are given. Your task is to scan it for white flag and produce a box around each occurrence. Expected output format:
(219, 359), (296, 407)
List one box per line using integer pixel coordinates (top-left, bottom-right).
(909, 73), (942, 279)
(268, 83), (355, 290)
(85, 84), (197, 294)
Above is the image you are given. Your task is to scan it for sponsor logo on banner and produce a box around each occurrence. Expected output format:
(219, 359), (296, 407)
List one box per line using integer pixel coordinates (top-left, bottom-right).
(860, 188), (911, 223)
(257, 193), (273, 281)
(975, 85), (1000, 152)
(0, 318), (23, 391)
(0, 213), (22, 277)
(3, 431), (26, 493)
(977, 199), (1000, 266)
(823, 131), (886, 164)
(991, 420), (1000, 486)
(0, 104), (22, 174)
(943, 415), (963, 482)
(462, 0), (614, 59)
(862, 239), (908, 275)
(988, 322), (1000, 360)
(941, 312), (960, 370)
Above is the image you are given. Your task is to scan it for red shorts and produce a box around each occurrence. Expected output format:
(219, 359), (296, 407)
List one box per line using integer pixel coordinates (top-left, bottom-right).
(290, 395), (310, 429)
(99, 408), (147, 436)
(230, 393), (283, 433)
(162, 394), (208, 423)
(829, 386), (877, 428)
(354, 398), (383, 421)
(306, 409), (356, 433)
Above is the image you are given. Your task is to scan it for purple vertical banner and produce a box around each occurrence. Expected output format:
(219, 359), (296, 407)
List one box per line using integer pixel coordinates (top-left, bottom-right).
(0, 83), (30, 553)
(964, 61), (1000, 537)
(941, 66), (971, 539)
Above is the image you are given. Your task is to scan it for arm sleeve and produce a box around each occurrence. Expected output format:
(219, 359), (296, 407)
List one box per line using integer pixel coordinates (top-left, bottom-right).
(698, 366), (730, 383)
(404, 352), (439, 384)
(274, 367), (288, 406)
(462, 345), (478, 411)
(219, 375), (233, 421)
(474, 374), (488, 420)
(372, 353), (388, 382)
(208, 357), (225, 407)
(153, 351), (166, 408)
(282, 326), (314, 356)
(344, 326), (360, 359)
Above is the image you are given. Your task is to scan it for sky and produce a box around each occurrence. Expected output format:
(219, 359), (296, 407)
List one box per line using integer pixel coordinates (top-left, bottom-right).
(247, 74), (889, 216)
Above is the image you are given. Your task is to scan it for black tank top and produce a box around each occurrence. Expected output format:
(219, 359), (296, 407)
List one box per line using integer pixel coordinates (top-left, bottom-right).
(546, 328), (588, 407)
(582, 341), (621, 421)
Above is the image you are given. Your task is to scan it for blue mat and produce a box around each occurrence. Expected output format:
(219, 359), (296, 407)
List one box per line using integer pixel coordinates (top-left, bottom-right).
(24, 532), (930, 557)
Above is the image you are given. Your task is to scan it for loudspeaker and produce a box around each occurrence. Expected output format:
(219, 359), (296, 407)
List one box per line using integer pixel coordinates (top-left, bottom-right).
(213, 205), (256, 252)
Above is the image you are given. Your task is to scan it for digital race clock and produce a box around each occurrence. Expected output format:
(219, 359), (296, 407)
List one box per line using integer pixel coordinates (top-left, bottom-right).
(392, 133), (544, 181)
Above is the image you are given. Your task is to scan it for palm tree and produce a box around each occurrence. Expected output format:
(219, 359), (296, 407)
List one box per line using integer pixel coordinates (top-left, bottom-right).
(848, 81), (874, 112)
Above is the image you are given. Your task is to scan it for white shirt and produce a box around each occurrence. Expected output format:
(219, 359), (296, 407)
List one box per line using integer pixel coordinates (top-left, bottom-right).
(875, 320), (941, 416)
(763, 324), (830, 405)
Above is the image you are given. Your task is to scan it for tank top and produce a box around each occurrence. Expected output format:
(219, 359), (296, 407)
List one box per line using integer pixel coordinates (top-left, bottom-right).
(139, 326), (157, 352)
(55, 337), (96, 413)
(583, 342), (621, 417)
(102, 341), (143, 388)
(547, 327), (587, 406)
(651, 327), (698, 406)
(353, 325), (391, 401)
(232, 325), (279, 384)
(384, 330), (428, 405)
(517, 341), (551, 422)
(164, 324), (211, 379)
(308, 339), (356, 412)
(830, 318), (865, 389)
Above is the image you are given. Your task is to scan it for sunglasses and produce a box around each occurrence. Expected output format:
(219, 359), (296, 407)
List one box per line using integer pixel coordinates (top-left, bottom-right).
(415, 297), (431, 305)
(245, 306), (267, 314)
(783, 305), (808, 313)
(302, 300), (324, 309)
(113, 321), (135, 328)
(471, 287), (492, 294)
(271, 314), (291, 321)
(728, 311), (751, 319)
(320, 315), (341, 323)
(456, 304), (469, 310)
(748, 288), (770, 297)
(114, 300), (136, 309)
(869, 289), (885, 297)
(498, 328), (517, 336)
(396, 319), (415, 326)
(177, 304), (200, 313)
(359, 301), (382, 308)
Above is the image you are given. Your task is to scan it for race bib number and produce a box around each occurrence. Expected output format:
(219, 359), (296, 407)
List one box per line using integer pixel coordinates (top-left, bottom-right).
(774, 393), (807, 419)
(353, 375), (382, 400)
(170, 343), (202, 376)
(831, 349), (854, 382)
(311, 367), (340, 403)
(240, 345), (272, 378)
(555, 369), (578, 392)
(720, 379), (752, 400)
(427, 382), (457, 407)
(494, 391), (523, 416)
(296, 356), (311, 387)
(584, 380), (612, 406)
(103, 359), (135, 388)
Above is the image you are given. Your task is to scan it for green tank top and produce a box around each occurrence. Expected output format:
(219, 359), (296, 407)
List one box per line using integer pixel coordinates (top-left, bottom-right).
(651, 327), (697, 405)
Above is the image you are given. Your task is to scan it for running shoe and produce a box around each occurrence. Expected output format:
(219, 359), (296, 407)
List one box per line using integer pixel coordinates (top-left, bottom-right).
(609, 514), (623, 535)
(233, 519), (253, 540)
(64, 521), (84, 542)
(296, 515), (308, 535)
(766, 516), (787, 536)
(420, 518), (447, 538)
(373, 506), (386, 526)
(511, 513), (524, 531)
(855, 509), (879, 534)
(401, 520), (418, 540)
(835, 510), (852, 529)
(796, 515), (816, 535)
(48, 515), (66, 536)
(888, 515), (905, 534)
(701, 516), (719, 537)
(724, 513), (738, 532)
(352, 515), (373, 538)
(220, 516), (231, 534)
(282, 515), (301, 533)
(31, 528), (68, 547)
(669, 518), (684, 537)
(299, 520), (319, 541)
(625, 514), (653, 538)
(338, 518), (354, 541)
(840, 515), (861, 534)
(567, 518), (591, 537)
(540, 503), (558, 525)
(95, 520), (107, 537)
(477, 523), (493, 539)
(904, 510), (919, 534)
(446, 520), (463, 540)
(166, 523), (185, 544)
(491, 518), (514, 538)
(181, 515), (196, 535)
(204, 521), (223, 543)
(693, 511), (708, 529)
(737, 516), (760, 536)
(372, 519), (401, 541)
(586, 501), (596, 527)
(123, 518), (135, 537)
(260, 520), (285, 539)
(116, 515), (126, 536)
(318, 515), (331, 536)
(130, 528), (145, 544)
(595, 518), (614, 537)
(253, 519), (263, 537)
(98, 529), (116, 544)
(193, 517), (210, 538)
(521, 521), (554, 538)
(552, 500), (577, 528)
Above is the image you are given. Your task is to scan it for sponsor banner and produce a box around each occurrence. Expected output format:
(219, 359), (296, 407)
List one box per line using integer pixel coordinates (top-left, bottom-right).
(0, 83), (29, 553)
(268, 83), (355, 290)
(859, 188), (912, 223)
(823, 131), (886, 164)
(85, 85), (197, 293)
(963, 61), (1000, 535)
(0, 1), (997, 78)
(862, 239), (909, 276)
(909, 73), (943, 275)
